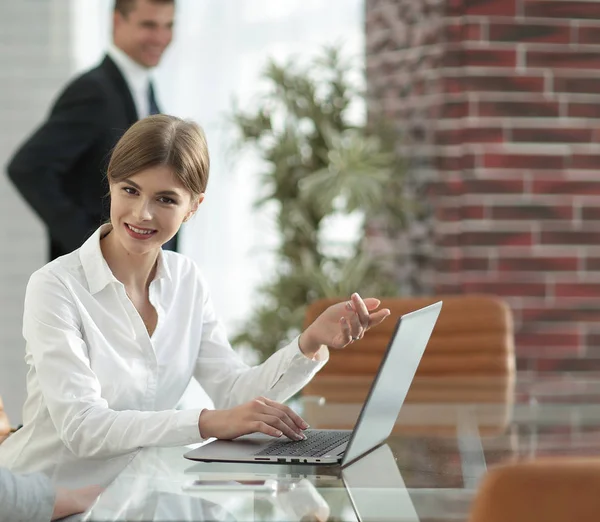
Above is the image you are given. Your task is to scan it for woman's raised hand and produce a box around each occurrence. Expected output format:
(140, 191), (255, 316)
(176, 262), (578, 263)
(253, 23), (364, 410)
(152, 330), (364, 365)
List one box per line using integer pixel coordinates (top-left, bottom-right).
(198, 396), (309, 441)
(298, 293), (391, 357)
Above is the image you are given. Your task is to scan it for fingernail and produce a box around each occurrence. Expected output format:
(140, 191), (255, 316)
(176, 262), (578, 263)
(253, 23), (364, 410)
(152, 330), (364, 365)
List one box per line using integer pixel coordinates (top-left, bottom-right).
(275, 430), (282, 437)
(301, 422), (309, 429)
(346, 302), (353, 310)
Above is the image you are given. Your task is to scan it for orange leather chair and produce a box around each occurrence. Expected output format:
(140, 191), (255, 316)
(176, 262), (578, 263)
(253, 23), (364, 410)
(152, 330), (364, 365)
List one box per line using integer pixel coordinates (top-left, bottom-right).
(0, 395), (10, 444)
(469, 458), (600, 522)
(302, 295), (515, 405)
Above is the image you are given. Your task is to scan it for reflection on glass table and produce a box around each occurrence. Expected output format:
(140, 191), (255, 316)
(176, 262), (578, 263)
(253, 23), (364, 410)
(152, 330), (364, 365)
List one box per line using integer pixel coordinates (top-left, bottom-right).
(84, 448), (338, 521)
(83, 373), (600, 521)
(342, 444), (419, 522)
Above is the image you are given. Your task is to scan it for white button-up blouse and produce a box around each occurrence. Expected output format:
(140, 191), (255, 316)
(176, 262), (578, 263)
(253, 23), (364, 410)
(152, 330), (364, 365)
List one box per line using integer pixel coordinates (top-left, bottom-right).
(0, 226), (328, 487)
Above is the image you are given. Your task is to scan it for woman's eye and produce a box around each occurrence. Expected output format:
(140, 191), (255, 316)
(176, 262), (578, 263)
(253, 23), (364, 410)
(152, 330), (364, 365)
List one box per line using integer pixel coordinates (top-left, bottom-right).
(123, 187), (137, 195)
(159, 196), (176, 205)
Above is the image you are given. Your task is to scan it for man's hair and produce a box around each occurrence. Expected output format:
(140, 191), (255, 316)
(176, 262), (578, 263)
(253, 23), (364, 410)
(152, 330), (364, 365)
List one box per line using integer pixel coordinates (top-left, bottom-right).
(114, 0), (175, 17)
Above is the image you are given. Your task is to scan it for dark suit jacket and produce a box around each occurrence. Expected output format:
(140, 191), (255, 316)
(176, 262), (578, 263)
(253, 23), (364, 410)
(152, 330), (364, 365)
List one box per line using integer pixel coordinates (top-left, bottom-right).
(7, 55), (177, 261)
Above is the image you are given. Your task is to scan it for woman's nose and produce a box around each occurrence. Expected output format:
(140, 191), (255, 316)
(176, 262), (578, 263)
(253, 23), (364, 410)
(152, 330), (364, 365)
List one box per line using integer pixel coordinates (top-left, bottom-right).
(133, 200), (153, 221)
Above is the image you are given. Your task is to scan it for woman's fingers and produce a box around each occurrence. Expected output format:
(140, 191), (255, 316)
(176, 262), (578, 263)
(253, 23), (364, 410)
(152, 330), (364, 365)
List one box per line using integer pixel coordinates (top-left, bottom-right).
(345, 294), (392, 334)
(368, 308), (391, 328)
(346, 296), (382, 313)
(340, 316), (353, 344)
(351, 293), (370, 329)
(251, 420), (283, 438)
(344, 293), (368, 340)
(363, 297), (381, 310)
(259, 398), (308, 440)
(347, 309), (364, 340)
(260, 414), (306, 440)
(262, 397), (308, 429)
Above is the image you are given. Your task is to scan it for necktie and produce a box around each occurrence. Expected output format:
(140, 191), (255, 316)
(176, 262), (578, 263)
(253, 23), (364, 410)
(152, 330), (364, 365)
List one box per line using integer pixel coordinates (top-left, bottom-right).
(148, 81), (160, 116)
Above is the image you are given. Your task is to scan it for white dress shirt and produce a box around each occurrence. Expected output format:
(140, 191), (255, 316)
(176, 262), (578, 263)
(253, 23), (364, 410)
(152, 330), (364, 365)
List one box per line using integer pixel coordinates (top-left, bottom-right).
(107, 43), (153, 119)
(0, 225), (328, 487)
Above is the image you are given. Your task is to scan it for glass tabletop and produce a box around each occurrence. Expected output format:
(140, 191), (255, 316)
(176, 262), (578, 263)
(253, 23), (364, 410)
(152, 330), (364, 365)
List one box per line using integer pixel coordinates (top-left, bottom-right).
(83, 372), (600, 521)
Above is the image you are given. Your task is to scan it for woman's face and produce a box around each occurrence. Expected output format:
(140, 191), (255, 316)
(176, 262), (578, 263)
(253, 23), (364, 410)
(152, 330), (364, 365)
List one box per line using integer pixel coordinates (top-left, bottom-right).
(109, 165), (202, 256)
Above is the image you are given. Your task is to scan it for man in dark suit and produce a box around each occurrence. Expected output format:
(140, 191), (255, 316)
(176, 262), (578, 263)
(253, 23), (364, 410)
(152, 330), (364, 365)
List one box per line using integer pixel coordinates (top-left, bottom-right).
(7, 0), (177, 261)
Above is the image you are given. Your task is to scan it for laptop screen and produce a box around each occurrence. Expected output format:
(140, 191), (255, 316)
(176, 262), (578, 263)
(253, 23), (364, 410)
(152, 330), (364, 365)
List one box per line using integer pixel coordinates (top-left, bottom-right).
(341, 302), (442, 466)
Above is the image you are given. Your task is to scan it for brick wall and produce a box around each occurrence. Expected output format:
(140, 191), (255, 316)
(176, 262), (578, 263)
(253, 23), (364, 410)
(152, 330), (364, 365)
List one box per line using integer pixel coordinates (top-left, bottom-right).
(366, 0), (600, 371)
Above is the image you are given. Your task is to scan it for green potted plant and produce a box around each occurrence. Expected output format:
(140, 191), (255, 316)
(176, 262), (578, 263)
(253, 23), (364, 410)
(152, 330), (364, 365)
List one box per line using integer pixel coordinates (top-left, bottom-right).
(231, 46), (408, 362)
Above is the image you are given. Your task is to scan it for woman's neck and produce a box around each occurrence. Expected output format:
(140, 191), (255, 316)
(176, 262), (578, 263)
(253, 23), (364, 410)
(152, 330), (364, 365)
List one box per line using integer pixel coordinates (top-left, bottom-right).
(100, 226), (159, 293)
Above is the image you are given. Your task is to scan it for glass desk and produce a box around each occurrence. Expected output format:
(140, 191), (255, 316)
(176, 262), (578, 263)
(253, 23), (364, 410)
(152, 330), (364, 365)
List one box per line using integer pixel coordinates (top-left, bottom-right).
(83, 372), (600, 521)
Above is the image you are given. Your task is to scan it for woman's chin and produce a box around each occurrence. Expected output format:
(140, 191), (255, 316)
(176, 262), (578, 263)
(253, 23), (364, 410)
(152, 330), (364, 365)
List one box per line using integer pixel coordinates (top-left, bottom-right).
(119, 234), (162, 255)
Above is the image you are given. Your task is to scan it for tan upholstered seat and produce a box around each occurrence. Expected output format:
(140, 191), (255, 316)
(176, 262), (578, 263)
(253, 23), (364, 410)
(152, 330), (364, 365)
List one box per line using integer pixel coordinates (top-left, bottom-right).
(468, 458), (600, 522)
(302, 295), (515, 404)
(0, 396), (10, 444)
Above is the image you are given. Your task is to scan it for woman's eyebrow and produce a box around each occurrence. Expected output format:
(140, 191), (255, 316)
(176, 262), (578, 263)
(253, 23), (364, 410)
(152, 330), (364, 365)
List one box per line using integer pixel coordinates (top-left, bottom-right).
(156, 190), (180, 198)
(123, 180), (181, 198)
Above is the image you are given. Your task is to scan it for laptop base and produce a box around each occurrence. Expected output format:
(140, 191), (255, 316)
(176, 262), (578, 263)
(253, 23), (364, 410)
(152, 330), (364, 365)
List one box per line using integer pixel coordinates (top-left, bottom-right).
(185, 429), (349, 465)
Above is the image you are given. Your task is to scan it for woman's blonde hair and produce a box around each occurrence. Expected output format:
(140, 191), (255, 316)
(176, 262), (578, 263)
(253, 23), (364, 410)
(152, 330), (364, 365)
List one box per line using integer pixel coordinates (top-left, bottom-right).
(107, 114), (209, 198)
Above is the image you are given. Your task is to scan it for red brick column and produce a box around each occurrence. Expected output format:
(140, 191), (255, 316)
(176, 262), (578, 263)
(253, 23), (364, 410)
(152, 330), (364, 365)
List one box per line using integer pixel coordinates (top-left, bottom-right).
(366, 0), (600, 371)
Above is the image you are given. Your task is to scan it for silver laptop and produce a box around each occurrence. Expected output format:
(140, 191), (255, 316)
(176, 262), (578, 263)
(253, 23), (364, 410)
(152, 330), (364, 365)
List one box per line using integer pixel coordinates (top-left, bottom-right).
(185, 301), (442, 467)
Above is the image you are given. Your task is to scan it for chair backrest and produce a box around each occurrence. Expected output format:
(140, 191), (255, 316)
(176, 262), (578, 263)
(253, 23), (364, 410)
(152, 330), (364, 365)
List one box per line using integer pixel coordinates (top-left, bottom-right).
(469, 458), (600, 522)
(302, 295), (515, 402)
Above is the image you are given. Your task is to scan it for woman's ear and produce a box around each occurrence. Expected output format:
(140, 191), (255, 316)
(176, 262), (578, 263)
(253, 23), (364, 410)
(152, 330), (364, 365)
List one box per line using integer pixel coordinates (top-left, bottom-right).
(184, 194), (205, 222)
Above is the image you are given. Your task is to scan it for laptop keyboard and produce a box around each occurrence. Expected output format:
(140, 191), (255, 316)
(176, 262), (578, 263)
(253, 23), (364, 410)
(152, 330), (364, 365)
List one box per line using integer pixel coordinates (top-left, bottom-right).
(255, 430), (351, 458)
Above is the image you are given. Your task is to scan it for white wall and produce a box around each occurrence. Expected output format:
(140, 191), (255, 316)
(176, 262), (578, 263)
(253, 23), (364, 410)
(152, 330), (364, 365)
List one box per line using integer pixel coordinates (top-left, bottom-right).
(0, 0), (74, 423)
(0, 0), (364, 423)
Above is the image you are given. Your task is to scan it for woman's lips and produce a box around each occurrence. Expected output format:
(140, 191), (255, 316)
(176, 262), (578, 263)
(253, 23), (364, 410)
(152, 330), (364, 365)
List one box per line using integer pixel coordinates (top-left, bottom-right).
(124, 223), (157, 240)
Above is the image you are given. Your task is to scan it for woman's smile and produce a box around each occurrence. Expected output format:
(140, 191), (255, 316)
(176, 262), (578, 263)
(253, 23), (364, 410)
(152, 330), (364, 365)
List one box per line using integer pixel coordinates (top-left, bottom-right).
(124, 223), (157, 240)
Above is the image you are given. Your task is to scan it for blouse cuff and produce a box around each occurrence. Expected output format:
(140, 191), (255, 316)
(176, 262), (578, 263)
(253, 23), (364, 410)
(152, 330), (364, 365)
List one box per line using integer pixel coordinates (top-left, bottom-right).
(175, 408), (206, 443)
(284, 336), (329, 374)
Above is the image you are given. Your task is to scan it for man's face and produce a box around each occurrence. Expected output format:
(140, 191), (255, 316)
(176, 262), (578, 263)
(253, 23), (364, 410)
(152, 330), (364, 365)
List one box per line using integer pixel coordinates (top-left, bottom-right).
(113, 0), (174, 68)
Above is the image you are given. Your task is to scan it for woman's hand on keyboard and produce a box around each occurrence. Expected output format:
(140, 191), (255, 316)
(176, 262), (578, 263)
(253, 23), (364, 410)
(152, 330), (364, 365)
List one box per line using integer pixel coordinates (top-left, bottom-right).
(198, 396), (309, 441)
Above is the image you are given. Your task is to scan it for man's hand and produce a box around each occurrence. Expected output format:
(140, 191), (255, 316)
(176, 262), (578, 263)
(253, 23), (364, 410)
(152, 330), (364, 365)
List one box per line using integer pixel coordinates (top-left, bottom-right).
(52, 485), (103, 520)
(198, 397), (309, 441)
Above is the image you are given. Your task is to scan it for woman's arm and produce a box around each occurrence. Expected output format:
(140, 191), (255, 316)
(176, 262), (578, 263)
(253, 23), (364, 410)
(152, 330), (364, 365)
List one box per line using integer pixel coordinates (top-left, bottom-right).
(193, 288), (328, 411)
(194, 291), (390, 441)
(24, 271), (204, 459)
(194, 287), (390, 412)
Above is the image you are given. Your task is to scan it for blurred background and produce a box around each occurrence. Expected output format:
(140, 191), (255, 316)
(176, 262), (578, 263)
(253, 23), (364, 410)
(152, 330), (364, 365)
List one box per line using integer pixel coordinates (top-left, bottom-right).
(0, 0), (365, 422)
(2, 0), (600, 424)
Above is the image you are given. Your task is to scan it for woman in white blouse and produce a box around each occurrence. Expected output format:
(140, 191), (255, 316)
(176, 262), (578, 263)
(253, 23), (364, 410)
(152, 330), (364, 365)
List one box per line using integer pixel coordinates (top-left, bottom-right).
(0, 115), (390, 487)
